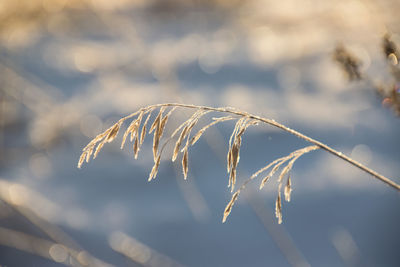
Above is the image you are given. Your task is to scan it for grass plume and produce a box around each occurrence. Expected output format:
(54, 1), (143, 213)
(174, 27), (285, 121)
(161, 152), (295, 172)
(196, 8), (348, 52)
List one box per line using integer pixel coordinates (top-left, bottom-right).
(78, 103), (400, 224)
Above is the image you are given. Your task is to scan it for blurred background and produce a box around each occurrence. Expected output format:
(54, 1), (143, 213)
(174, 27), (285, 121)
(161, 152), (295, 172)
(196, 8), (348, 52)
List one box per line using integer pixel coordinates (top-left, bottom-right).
(0, 0), (400, 266)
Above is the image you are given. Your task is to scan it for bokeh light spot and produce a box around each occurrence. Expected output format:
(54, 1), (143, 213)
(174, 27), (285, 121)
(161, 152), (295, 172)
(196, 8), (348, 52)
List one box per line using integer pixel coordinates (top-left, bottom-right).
(351, 144), (372, 165)
(49, 244), (68, 263)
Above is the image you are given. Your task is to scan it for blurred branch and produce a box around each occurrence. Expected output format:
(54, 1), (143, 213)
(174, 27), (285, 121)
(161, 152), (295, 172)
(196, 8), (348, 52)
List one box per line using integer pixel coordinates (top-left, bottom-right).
(109, 231), (186, 267)
(245, 191), (310, 267)
(0, 179), (113, 267)
(0, 226), (74, 266)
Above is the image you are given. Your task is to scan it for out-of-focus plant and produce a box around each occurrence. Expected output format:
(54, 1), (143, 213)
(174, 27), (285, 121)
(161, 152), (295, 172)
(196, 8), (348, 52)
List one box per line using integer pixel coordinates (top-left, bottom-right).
(334, 33), (400, 116)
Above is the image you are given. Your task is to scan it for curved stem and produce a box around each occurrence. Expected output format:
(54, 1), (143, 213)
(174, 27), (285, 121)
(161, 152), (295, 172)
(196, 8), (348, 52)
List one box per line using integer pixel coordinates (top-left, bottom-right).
(140, 103), (400, 191)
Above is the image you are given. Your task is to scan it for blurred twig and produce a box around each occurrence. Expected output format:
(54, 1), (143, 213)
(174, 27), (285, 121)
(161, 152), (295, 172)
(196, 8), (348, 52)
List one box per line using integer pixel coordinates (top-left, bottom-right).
(0, 179), (113, 267)
(245, 191), (310, 267)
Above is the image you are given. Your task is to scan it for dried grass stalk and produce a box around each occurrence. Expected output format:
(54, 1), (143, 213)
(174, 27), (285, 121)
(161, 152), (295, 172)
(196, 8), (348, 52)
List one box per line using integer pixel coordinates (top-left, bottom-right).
(222, 191), (239, 223)
(79, 103), (400, 225)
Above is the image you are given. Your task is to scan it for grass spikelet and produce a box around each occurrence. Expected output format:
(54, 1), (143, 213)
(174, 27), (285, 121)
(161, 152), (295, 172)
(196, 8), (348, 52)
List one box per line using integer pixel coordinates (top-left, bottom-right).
(93, 142), (105, 159)
(153, 124), (160, 160)
(284, 176), (292, 202)
(170, 110), (204, 162)
(130, 129), (137, 143)
(139, 109), (154, 145)
(227, 148), (232, 173)
(182, 148), (188, 179)
(148, 154), (161, 181)
(159, 115), (169, 138)
(149, 107), (165, 134)
(133, 136), (139, 159)
(106, 123), (121, 143)
(81, 133), (104, 153)
(129, 114), (143, 142)
(121, 127), (131, 149)
(231, 143), (240, 169)
(229, 143), (240, 191)
(78, 152), (87, 168)
(85, 147), (94, 163)
(275, 190), (282, 224)
(187, 110), (211, 134)
(222, 191), (239, 223)
(259, 174), (271, 189)
(172, 126), (189, 162)
(228, 118), (244, 149)
(178, 110), (212, 155)
(156, 107), (177, 146)
(152, 108), (172, 160)
(229, 169), (237, 192)
(169, 109), (209, 141)
(121, 112), (143, 149)
(140, 124), (147, 145)
(226, 117), (256, 190)
(227, 118), (242, 173)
